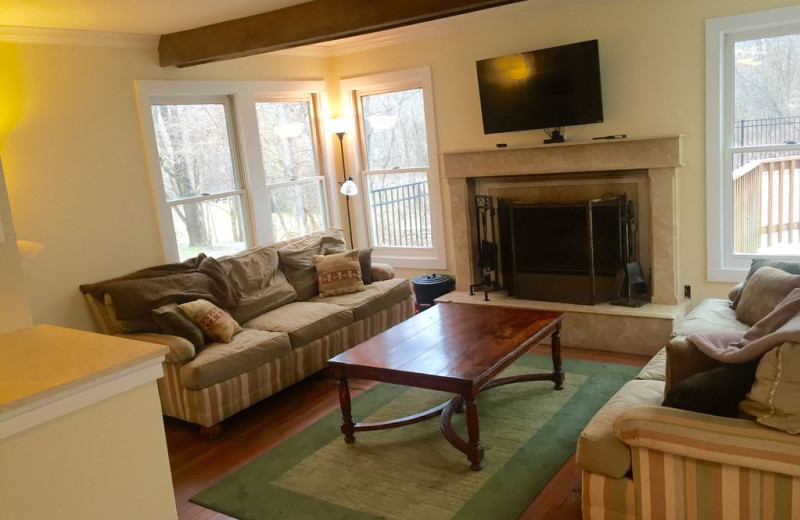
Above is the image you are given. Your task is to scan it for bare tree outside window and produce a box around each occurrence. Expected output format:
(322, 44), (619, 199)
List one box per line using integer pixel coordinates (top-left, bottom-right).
(151, 103), (247, 260)
(255, 100), (326, 241)
(360, 88), (432, 248)
(731, 33), (800, 255)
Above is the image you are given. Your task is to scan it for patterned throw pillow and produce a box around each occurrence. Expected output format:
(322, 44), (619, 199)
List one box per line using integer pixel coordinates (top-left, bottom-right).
(178, 299), (242, 343)
(313, 250), (366, 298)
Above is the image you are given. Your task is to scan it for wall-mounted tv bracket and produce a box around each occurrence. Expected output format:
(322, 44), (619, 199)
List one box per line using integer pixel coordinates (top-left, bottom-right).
(469, 195), (506, 301)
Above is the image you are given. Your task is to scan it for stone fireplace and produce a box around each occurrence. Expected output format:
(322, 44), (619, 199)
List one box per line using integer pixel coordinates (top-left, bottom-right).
(438, 135), (688, 355)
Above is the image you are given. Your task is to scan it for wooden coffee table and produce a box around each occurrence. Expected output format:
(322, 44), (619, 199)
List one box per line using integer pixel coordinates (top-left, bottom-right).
(328, 302), (565, 471)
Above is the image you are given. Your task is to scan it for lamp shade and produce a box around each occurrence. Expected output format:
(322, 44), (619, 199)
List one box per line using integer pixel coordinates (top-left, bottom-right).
(329, 117), (348, 135)
(340, 178), (358, 196)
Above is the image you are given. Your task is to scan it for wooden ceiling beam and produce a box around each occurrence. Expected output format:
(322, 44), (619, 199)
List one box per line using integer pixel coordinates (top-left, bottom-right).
(158, 0), (526, 67)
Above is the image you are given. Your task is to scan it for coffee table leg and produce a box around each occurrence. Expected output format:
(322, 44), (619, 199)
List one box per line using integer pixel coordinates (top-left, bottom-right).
(337, 373), (356, 443)
(551, 325), (565, 390)
(464, 397), (484, 471)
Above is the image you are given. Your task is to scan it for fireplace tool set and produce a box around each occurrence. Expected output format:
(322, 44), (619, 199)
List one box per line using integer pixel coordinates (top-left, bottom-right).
(469, 195), (506, 301)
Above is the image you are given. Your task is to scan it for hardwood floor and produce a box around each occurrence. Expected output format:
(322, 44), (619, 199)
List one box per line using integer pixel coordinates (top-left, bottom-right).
(166, 346), (648, 520)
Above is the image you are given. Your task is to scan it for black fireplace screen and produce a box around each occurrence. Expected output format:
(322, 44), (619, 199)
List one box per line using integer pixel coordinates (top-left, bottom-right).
(498, 196), (626, 304)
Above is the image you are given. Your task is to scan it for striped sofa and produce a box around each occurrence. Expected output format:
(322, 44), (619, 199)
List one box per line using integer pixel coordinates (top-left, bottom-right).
(82, 229), (415, 437)
(578, 298), (800, 520)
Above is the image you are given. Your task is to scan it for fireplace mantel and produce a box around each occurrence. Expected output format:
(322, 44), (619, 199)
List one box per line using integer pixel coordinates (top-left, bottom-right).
(441, 135), (684, 178)
(442, 135), (684, 305)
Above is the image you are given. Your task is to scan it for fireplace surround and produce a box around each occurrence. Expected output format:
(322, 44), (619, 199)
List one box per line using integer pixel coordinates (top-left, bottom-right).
(443, 135), (683, 305)
(439, 136), (687, 355)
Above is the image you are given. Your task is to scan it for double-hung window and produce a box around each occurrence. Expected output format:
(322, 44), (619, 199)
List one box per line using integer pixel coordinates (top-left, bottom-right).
(341, 68), (446, 269)
(255, 97), (327, 242)
(137, 81), (331, 262)
(707, 6), (800, 281)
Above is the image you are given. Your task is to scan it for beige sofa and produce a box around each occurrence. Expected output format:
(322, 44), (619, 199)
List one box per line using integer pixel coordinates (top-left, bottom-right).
(577, 272), (800, 519)
(81, 228), (414, 437)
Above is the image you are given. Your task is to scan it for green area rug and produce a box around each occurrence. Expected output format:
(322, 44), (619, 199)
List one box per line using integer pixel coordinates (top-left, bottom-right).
(192, 355), (639, 520)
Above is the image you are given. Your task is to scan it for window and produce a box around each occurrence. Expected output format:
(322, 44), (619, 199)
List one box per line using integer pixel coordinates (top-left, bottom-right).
(707, 6), (800, 281)
(341, 68), (446, 269)
(150, 98), (249, 260)
(254, 98), (326, 242)
(137, 81), (331, 262)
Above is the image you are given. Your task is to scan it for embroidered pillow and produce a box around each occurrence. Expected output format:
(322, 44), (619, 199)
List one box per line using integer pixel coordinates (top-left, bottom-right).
(178, 299), (242, 343)
(313, 250), (365, 298)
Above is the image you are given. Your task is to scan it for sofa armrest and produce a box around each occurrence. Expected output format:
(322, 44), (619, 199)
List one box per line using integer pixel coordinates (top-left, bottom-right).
(371, 262), (395, 282)
(665, 336), (724, 392)
(615, 405), (800, 478)
(114, 332), (195, 364)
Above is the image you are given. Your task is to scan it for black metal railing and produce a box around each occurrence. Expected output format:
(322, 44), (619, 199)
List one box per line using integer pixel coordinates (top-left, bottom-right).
(369, 180), (432, 247)
(734, 116), (800, 169)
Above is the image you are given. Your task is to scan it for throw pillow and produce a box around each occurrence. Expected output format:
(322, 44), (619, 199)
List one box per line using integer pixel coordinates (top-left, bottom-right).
(277, 229), (346, 300)
(219, 245), (297, 323)
(152, 303), (205, 350)
(371, 262), (395, 282)
(359, 248), (373, 285)
(313, 249), (366, 298)
(735, 266), (800, 326)
(178, 299), (242, 343)
(732, 258), (800, 310)
(740, 342), (800, 434)
(661, 360), (759, 418)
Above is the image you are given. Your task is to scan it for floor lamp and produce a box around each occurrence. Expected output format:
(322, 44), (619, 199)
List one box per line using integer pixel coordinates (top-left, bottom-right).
(331, 119), (358, 248)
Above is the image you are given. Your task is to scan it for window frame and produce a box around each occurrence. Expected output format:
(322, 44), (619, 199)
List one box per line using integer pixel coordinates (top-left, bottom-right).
(340, 67), (447, 269)
(136, 80), (334, 262)
(706, 6), (800, 282)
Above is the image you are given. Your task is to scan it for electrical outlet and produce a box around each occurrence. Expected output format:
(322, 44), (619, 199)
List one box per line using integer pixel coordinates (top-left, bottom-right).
(684, 285), (691, 299)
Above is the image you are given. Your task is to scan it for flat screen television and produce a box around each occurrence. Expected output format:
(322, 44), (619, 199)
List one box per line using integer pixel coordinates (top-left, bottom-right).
(476, 40), (604, 134)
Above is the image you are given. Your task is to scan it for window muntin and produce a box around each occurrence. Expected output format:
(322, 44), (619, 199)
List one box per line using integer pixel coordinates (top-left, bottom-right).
(150, 100), (248, 260)
(254, 97), (327, 241)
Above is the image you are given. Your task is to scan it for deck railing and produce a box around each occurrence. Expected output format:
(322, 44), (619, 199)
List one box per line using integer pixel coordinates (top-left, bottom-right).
(733, 156), (800, 253)
(368, 180), (431, 247)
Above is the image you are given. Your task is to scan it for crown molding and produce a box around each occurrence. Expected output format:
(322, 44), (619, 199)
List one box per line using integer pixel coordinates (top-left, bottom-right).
(0, 25), (158, 48)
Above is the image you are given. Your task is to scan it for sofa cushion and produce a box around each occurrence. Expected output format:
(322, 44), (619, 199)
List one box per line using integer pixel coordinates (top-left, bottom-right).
(179, 329), (291, 390)
(152, 302), (205, 350)
(314, 250), (365, 298)
(359, 249), (373, 285)
(576, 379), (665, 478)
(740, 341), (800, 433)
(278, 229), (346, 300)
(733, 258), (800, 310)
(307, 278), (412, 321)
(219, 245), (297, 323)
(636, 347), (666, 381)
(736, 266), (800, 326)
(104, 293), (161, 333)
(242, 301), (353, 348)
(673, 298), (749, 338)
